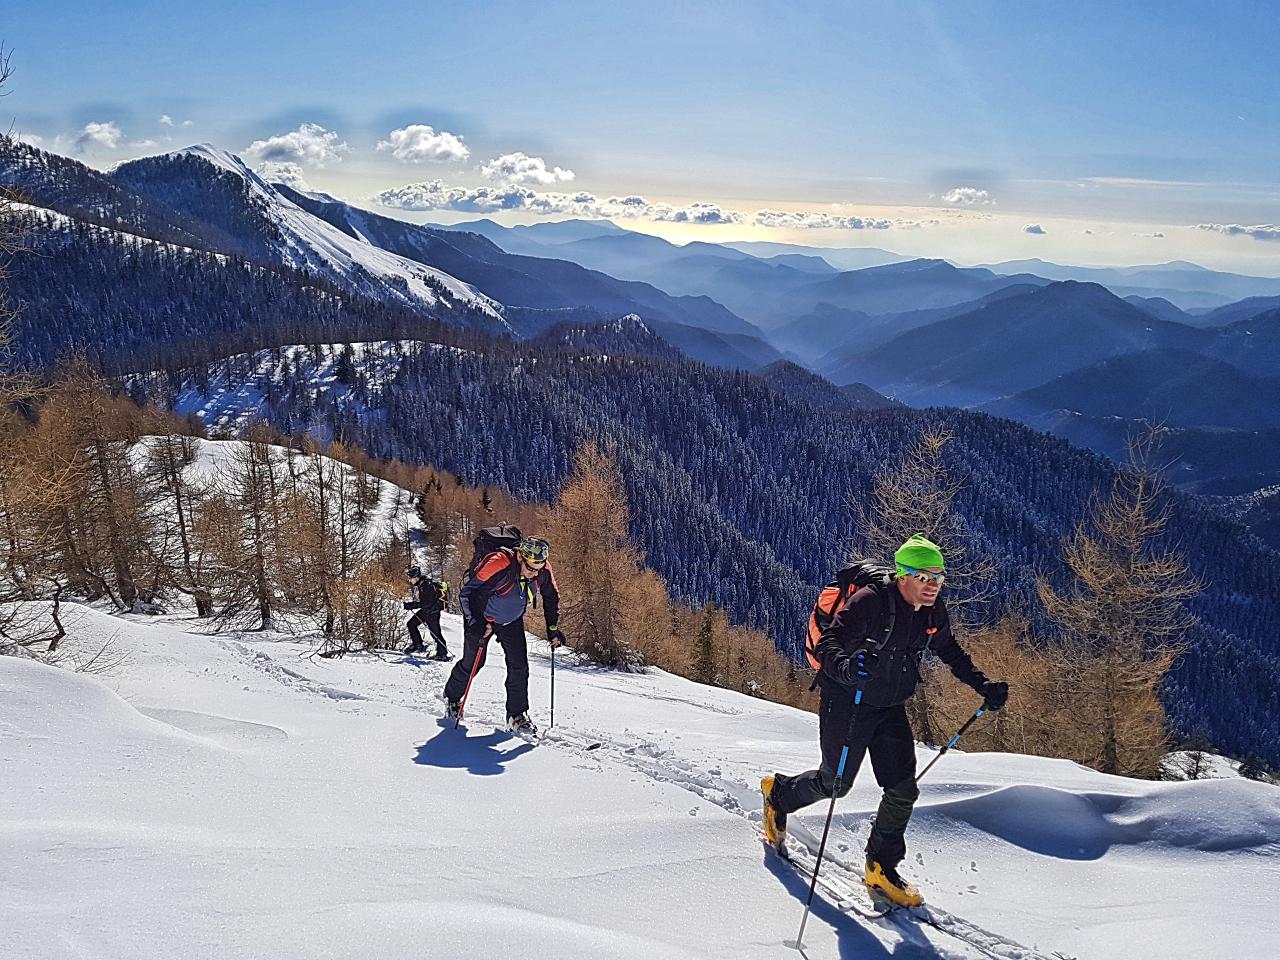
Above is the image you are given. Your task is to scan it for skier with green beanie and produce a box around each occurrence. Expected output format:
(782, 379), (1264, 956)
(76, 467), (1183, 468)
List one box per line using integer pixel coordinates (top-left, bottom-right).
(762, 534), (1008, 908)
(894, 533), (945, 576)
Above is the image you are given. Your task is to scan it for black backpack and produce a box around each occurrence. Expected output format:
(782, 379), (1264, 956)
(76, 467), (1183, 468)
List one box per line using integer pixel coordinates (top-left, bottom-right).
(464, 523), (523, 581)
(804, 560), (896, 679)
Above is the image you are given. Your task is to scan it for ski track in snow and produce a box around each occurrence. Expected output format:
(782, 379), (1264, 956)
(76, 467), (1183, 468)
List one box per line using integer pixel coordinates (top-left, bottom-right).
(166, 627), (1278, 959)
(208, 633), (1057, 958)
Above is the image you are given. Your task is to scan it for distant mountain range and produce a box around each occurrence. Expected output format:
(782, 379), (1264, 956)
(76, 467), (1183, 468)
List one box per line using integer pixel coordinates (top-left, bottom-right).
(7, 137), (1280, 532)
(0, 141), (792, 370)
(806, 273), (1280, 518)
(978, 258), (1280, 312)
(987, 345), (1280, 431)
(432, 220), (1052, 328)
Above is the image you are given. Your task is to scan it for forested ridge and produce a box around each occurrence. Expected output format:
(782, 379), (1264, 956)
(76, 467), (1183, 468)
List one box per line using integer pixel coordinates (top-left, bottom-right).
(5, 215), (477, 372)
(125, 334), (1280, 764)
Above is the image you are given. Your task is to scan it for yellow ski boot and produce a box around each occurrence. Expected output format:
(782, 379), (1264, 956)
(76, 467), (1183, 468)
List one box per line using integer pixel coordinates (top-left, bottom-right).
(865, 858), (923, 908)
(761, 776), (788, 851)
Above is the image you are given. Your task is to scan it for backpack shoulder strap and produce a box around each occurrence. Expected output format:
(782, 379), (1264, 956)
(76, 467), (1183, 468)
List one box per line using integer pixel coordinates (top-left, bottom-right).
(475, 548), (517, 581)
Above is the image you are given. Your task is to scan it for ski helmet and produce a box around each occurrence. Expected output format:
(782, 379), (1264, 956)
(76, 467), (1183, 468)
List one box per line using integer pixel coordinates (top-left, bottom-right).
(517, 537), (550, 565)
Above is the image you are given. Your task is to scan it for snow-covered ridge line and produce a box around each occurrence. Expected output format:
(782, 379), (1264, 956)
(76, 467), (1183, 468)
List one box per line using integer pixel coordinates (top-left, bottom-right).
(14, 201), (235, 265)
(174, 145), (510, 331)
(147, 341), (423, 437)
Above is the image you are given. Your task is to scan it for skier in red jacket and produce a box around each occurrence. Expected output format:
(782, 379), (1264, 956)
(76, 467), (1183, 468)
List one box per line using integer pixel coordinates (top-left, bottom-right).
(443, 537), (564, 735)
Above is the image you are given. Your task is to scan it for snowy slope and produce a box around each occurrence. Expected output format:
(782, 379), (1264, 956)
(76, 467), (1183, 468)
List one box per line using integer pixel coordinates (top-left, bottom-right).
(164, 341), (415, 436)
(176, 145), (510, 332)
(4, 600), (1277, 960)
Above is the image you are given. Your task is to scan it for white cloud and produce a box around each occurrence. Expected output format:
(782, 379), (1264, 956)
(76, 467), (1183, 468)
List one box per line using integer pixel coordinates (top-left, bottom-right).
(941, 186), (993, 205)
(1084, 177), (1203, 188)
(374, 180), (742, 223)
(75, 121), (124, 151)
(376, 124), (469, 163)
(159, 115), (173, 126)
(132, 139), (158, 148)
(1023, 223), (1046, 235)
(17, 133), (43, 146)
(246, 123), (350, 166)
(1133, 231), (1165, 238)
(753, 210), (931, 230)
(1197, 223), (1280, 242)
(256, 161), (312, 191)
(1082, 229), (1094, 235)
(181, 120), (194, 127)
(478, 152), (575, 185)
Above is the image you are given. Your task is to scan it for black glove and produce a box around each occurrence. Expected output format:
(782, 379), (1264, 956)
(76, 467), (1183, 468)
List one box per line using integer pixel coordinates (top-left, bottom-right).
(831, 646), (877, 689)
(978, 680), (1009, 712)
(547, 625), (566, 648)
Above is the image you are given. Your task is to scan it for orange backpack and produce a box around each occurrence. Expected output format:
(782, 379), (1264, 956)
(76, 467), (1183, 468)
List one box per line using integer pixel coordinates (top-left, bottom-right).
(804, 560), (896, 674)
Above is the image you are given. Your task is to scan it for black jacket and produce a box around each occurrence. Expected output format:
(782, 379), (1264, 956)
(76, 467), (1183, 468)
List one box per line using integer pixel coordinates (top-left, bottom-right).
(406, 580), (446, 614)
(814, 584), (985, 706)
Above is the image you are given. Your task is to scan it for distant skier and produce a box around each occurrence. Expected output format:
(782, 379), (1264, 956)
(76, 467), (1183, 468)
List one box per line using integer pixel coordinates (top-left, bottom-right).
(761, 535), (1008, 908)
(443, 537), (565, 735)
(404, 568), (451, 660)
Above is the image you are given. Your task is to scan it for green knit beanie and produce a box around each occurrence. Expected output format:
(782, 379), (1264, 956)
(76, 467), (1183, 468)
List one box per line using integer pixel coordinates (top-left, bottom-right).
(895, 534), (944, 577)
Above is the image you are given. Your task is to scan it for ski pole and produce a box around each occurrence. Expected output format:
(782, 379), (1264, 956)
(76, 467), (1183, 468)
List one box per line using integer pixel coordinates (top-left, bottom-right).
(454, 638), (487, 729)
(793, 687), (863, 951)
(793, 744), (847, 950)
(916, 706), (985, 783)
(550, 640), (556, 729)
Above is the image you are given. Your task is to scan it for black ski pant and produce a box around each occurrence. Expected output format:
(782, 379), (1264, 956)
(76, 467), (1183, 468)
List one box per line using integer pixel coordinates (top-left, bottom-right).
(442, 618), (530, 719)
(769, 693), (919, 869)
(408, 609), (446, 657)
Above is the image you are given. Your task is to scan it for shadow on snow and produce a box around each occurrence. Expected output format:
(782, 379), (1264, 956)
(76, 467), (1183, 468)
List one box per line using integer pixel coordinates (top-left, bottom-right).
(761, 848), (948, 960)
(412, 718), (535, 775)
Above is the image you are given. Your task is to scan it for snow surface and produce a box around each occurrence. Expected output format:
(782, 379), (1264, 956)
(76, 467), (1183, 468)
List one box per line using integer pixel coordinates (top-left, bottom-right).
(176, 145), (509, 330)
(5, 601), (1278, 960)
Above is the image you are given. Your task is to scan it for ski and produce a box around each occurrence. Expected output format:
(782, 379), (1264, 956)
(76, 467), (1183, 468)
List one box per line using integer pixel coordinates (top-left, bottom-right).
(777, 821), (1061, 960)
(541, 728), (604, 751)
(498, 725), (540, 744)
(757, 829), (892, 922)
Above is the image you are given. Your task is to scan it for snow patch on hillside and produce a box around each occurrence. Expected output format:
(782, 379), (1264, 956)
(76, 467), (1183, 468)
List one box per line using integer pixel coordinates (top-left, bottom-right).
(162, 341), (417, 437)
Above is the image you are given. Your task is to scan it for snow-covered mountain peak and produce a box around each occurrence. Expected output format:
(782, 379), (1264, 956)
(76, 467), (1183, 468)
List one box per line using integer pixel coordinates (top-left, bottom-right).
(176, 143), (257, 178)
(166, 144), (509, 332)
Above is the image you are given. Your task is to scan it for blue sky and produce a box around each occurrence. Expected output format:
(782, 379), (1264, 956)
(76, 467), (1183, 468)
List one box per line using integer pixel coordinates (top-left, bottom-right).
(6, 1), (1280, 271)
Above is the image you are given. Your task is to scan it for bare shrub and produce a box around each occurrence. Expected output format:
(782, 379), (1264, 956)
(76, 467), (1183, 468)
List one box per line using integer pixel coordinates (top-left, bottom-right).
(320, 562), (405, 657)
(849, 422), (995, 606)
